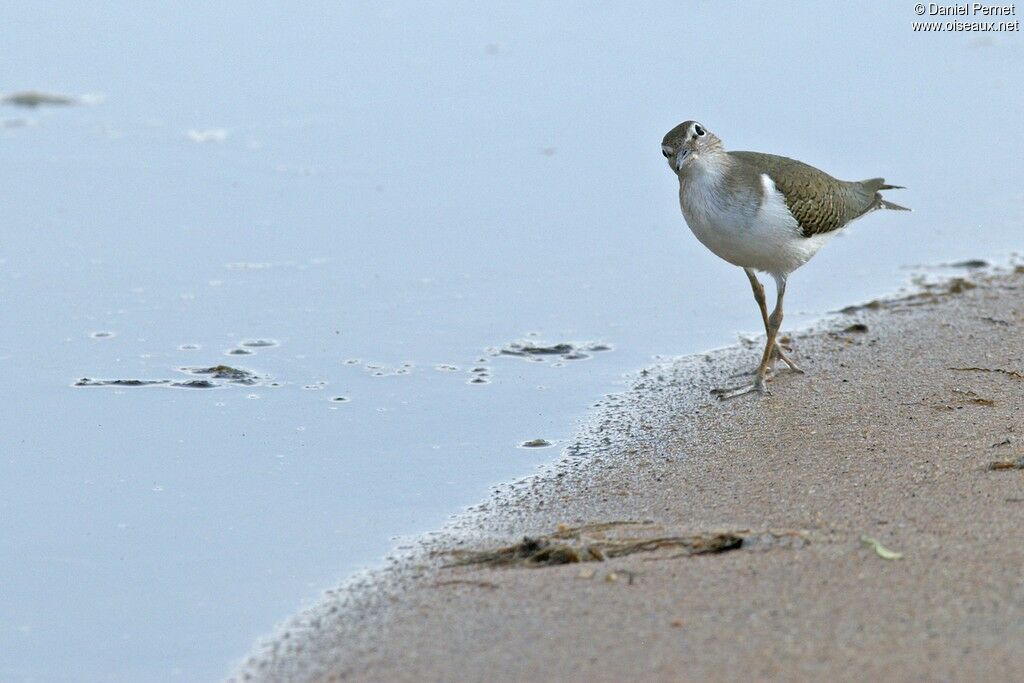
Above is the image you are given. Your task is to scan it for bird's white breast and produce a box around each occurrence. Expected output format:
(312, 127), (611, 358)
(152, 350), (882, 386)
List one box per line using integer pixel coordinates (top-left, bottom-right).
(679, 170), (832, 277)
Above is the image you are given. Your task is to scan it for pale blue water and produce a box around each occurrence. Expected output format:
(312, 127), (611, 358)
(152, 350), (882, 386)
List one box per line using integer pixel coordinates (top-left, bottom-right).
(1, 2), (1021, 681)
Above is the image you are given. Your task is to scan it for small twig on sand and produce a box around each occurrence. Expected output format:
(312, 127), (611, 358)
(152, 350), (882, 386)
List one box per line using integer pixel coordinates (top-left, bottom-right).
(949, 366), (1024, 380)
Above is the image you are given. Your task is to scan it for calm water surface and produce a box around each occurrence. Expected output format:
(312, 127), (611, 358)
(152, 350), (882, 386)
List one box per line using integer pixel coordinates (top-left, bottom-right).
(1, 3), (1021, 680)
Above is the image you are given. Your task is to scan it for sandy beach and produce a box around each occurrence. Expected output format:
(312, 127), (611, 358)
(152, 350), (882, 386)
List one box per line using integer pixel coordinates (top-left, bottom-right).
(233, 267), (1024, 682)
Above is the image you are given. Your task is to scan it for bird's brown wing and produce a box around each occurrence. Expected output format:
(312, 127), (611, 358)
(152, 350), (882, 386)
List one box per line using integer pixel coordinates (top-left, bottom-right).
(729, 151), (877, 238)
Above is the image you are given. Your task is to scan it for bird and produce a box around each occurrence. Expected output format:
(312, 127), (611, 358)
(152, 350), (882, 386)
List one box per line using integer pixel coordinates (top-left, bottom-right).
(661, 120), (909, 398)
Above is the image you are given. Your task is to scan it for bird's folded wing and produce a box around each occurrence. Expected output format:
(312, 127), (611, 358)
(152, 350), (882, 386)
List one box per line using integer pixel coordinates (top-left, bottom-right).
(730, 151), (874, 238)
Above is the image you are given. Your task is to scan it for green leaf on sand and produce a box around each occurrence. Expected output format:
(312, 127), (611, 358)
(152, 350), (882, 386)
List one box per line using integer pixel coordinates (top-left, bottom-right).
(861, 536), (903, 560)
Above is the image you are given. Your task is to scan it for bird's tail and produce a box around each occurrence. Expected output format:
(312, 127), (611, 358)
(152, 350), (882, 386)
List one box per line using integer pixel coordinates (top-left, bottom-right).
(878, 198), (911, 211)
(861, 178), (911, 212)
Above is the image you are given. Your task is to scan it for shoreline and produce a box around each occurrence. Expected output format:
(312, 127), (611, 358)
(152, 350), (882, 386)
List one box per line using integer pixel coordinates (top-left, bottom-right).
(231, 265), (1024, 682)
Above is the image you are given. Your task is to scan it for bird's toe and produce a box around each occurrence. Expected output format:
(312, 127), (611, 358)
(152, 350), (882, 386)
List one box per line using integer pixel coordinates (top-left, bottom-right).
(711, 382), (770, 400)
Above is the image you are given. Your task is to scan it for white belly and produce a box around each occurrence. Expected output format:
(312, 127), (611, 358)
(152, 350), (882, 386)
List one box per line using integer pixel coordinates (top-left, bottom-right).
(680, 173), (834, 276)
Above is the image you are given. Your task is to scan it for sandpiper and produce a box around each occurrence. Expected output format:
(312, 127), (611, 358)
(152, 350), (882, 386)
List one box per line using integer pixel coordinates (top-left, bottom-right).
(662, 121), (909, 398)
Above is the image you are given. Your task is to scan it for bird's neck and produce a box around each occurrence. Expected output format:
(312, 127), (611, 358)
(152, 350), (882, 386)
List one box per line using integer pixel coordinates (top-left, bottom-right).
(680, 150), (731, 192)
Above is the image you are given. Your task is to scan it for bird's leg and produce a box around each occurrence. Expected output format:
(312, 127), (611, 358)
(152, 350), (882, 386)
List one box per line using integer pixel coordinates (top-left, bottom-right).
(745, 267), (771, 336)
(753, 278), (787, 390)
(744, 268), (801, 375)
(714, 275), (790, 399)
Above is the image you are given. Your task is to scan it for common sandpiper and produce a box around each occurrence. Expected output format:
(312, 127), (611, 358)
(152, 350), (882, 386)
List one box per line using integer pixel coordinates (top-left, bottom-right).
(662, 120), (909, 398)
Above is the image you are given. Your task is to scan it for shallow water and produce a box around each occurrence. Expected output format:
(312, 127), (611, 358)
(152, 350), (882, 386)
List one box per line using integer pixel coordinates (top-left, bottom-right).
(1, 3), (1021, 681)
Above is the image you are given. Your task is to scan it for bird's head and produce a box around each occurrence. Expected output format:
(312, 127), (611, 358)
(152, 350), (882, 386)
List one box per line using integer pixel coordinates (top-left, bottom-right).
(661, 120), (723, 174)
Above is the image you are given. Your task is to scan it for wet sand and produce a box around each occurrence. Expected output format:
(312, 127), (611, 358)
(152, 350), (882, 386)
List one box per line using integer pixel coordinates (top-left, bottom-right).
(233, 268), (1024, 682)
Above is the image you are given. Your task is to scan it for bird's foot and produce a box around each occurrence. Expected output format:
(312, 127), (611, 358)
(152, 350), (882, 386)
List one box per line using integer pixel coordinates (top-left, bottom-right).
(773, 344), (804, 374)
(731, 344), (802, 378)
(711, 376), (772, 400)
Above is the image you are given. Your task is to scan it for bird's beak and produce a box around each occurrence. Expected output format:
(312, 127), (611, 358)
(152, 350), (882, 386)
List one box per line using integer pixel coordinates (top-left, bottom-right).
(675, 149), (689, 170)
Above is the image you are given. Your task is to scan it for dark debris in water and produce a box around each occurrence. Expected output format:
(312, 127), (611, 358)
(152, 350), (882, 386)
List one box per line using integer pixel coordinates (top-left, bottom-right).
(520, 439), (553, 448)
(492, 340), (613, 362)
(839, 300), (883, 314)
(501, 342), (573, 356)
(241, 339), (279, 348)
(75, 365), (264, 390)
(76, 378), (169, 388)
(75, 377), (219, 389)
(467, 365), (491, 385)
(442, 522), (807, 569)
(948, 259), (989, 269)
(173, 379), (218, 389)
(184, 365), (260, 384)
(1, 90), (79, 107)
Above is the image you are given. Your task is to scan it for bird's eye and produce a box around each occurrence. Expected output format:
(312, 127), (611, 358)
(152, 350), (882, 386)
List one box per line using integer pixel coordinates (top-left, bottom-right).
(662, 149), (671, 158)
(694, 124), (705, 137)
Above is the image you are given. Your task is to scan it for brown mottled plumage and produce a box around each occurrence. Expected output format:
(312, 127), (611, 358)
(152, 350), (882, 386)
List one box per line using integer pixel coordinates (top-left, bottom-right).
(728, 151), (908, 237)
